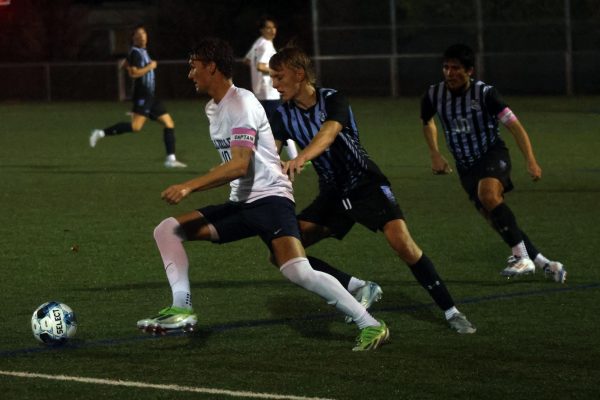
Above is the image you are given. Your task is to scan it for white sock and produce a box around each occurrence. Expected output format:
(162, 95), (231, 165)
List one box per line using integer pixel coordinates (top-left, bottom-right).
(154, 217), (192, 309)
(534, 253), (551, 268)
(347, 277), (366, 293)
(280, 257), (378, 328)
(285, 139), (298, 159)
(511, 241), (529, 259)
(444, 306), (460, 320)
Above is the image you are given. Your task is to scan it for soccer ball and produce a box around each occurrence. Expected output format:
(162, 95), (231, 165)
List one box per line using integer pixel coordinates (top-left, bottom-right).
(31, 301), (77, 345)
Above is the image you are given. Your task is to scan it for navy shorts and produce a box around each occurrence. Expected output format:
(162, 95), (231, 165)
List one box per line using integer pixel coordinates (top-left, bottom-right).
(198, 196), (301, 247)
(132, 95), (167, 120)
(458, 142), (514, 209)
(298, 176), (404, 240)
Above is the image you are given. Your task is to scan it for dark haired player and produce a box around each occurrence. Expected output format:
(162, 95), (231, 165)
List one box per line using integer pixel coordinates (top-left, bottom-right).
(90, 25), (186, 168)
(420, 43), (566, 282)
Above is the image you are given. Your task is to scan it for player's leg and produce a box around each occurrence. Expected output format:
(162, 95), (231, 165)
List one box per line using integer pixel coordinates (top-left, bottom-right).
(137, 210), (214, 333)
(382, 218), (476, 334)
(88, 111), (143, 148)
(256, 196), (388, 350)
(155, 104), (186, 168)
(477, 177), (536, 277)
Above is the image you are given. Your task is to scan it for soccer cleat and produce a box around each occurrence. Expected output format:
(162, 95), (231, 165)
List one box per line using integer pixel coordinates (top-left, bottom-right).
(447, 312), (476, 334)
(501, 255), (535, 278)
(164, 159), (187, 168)
(543, 261), (567, 284)
(352, 320), (390, 351)
(89, 129), (105, 148)
(137, 306), (197, 335)
(345, 281), (383, 323)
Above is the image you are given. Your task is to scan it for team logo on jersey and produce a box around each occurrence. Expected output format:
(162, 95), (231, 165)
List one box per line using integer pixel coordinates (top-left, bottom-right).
(319, 111), (327, 122)
(380, 185), (398, 206)
(470, 100), (481, 111)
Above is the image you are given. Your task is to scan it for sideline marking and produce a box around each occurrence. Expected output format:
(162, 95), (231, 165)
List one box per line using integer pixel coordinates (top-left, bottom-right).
(0, 370), (336, 400)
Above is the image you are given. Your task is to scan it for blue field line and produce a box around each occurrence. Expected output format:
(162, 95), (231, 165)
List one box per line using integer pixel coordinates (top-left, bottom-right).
(2, 282), (598, 358)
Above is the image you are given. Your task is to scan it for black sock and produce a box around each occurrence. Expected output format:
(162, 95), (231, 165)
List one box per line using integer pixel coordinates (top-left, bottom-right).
(520, 230), (539, 260)
(103, 122), (132, 136)
(164, 128), (175, 156)
(489, 203), (523, 247)
(307, 256), (352, 291)
(408, 254), (455, 311)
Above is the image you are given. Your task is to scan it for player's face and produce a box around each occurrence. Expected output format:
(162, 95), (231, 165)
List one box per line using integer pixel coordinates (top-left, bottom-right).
(188, 58), (212, 93)
(270, 64), (303, 102)
(260, 20), (277, 41)
(132, 28), (148, 48)
(443, 59), (473, 92)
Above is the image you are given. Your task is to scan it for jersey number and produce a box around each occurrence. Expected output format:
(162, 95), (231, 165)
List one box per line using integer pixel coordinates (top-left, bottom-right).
(220, 150), (232, 162)
(451, 118), (471, 134)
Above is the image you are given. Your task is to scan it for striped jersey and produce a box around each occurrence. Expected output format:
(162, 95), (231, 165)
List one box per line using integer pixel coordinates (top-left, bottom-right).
(127, 46), (155, 97)
(420, 79), (508, 170)
(270, 88), (385, 195)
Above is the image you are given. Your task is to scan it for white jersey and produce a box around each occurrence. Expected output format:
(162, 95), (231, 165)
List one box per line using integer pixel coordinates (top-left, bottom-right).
(204, 85), (293, 203)
(244, 37), (280, 100)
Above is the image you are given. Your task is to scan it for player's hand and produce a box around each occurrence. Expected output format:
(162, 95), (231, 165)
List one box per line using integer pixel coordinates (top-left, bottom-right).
(161, 184), (191, 205)
(149, 60), (157, 70)
(431, 154), (453, 175)
(527, 160), (542, 181)
(283, 156), (307, 181)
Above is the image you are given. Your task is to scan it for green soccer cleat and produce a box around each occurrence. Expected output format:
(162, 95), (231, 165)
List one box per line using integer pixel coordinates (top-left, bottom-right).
(137, 306), (198, 335)
(352, 320), (390, 352)
(345, 281), (383, 323)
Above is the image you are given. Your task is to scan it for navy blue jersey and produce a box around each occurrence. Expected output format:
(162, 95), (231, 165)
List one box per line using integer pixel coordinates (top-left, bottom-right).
(271, 88), (385, 195)
(127, 46), (155, 98)
(421, 79), (508, 170)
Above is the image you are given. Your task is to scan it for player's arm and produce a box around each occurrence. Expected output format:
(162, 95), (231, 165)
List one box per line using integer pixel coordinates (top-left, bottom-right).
(422, 118), (452, 174)
(161, 146), (253, 205)
(499, 108), (542, 180)
(285, 120), (341, 181)
(420, 93), (452, 174)
(128, 60), (157, 79)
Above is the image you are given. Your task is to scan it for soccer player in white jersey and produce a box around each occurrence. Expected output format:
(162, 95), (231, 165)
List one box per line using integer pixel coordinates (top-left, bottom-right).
(244, 16), (298, 160)
(136, 38), (389, 351)
(421, 44), (566, 282)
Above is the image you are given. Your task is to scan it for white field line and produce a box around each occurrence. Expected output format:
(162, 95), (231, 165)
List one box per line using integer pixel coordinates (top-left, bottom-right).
(0, 370), (336, 400)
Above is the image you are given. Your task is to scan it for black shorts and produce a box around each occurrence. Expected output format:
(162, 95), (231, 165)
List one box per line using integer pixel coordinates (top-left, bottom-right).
(298, 177), (404, 240)
(458, 142), (514, 209)
(198, 196), (301, 248)
(132, 96), (167, 120)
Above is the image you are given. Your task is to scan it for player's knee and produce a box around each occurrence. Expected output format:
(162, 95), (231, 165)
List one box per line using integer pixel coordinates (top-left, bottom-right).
(153, 217), (184, 243)
(478, 190), (501, 211)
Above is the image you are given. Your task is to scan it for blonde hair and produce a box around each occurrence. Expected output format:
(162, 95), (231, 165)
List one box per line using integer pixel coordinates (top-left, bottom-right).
(269, 46), (316, 85)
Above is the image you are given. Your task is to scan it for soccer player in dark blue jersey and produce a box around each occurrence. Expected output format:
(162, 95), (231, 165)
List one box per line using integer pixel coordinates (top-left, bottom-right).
(421, 43), (566, 283)
(269, 46), (476, 334)
(89, 25), (186, 168)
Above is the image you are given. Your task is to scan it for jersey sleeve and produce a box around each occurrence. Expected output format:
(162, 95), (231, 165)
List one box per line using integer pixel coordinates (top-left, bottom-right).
(484, 87), (509, 115)
(127, 49), (144, 68)
(420, 92), (436, 124)
(270, 109), (290, 142)
(324, 91), (350, 126)
(256, 41), (275, 64)
(229, 97), (260, 149)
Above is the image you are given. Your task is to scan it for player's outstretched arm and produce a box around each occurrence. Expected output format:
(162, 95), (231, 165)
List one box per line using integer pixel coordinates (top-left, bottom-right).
(161, 146), (253, 204)
(422, 118), (452, 174)
(284, 120), (341, 181)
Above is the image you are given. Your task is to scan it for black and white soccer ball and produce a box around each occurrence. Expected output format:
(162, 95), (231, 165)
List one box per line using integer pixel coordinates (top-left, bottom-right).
(31, 301), (77, 345)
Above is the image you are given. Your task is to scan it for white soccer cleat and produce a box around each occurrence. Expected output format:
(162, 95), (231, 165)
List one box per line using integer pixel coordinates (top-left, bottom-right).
(501, 255), (535, 278)
(89, 129), (105, 148)
(543, 261), (567, 284)
(164, 159), (187, 168)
